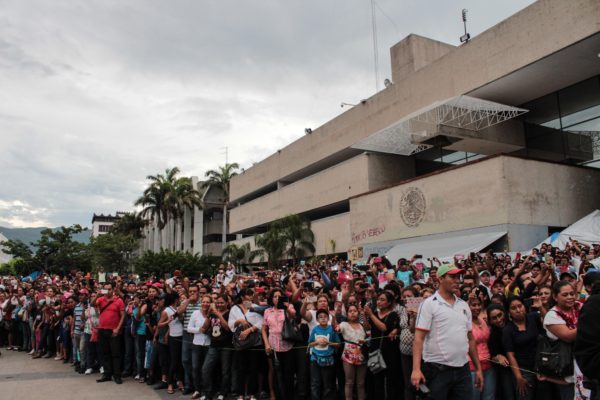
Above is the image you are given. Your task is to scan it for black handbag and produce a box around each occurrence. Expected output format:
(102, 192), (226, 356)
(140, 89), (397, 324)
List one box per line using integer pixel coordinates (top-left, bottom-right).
(535, 334), (574, 378)
(232, 305), (262, 350)
(281, 312), (303, 343)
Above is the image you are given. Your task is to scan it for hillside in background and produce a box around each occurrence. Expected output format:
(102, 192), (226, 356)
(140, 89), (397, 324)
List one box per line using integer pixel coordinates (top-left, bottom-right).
(0, 226), (92, 250)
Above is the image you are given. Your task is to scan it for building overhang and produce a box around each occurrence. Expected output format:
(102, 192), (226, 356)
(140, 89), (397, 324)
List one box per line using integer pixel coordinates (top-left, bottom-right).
(351, 95), (527, 156)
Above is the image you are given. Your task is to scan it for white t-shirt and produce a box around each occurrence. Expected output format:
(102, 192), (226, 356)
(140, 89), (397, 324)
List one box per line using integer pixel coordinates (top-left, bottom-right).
(543, 307), (569, 341)
(415, 291), (472, 367)
(166, 306), (183, 337)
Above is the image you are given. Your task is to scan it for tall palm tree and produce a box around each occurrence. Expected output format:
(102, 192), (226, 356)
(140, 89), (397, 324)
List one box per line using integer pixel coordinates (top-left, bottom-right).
(167, 176), (203, 250)
(275, 214), (315, 262)
(202, 163), (239, 248)
(222, 242), (251, 266)
(135, 167), (183, 250)
(110, 212), (147, 239)
(251, 228), (286, 269)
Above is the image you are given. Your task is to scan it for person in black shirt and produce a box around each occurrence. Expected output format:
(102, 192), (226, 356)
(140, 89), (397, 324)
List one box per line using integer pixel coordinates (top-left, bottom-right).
(201, 294), (233, 400)
(487, 304), (514, 400)
(503, 296), (541, 400)
(364, 291), (401, 400)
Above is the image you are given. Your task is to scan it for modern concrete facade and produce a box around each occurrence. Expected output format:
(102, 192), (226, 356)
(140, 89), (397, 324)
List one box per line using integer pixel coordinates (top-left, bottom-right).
(139, 178), (226, 257)
(228, 0), (600, 261)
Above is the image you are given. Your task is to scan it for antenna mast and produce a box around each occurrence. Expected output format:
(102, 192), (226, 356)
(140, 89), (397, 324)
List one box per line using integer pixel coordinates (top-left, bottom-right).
(370, 0), (380, 92)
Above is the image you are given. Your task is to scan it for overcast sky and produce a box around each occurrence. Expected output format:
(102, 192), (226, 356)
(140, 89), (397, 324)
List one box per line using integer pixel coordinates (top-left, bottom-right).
(0, 0), (536, 228)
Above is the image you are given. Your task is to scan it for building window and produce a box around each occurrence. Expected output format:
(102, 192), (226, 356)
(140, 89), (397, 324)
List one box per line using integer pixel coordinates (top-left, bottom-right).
(98, 225), (111, 233)
(190, 240), (194, 248)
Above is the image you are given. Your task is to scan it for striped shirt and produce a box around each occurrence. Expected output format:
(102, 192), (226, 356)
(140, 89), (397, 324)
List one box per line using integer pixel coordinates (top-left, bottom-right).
(183, 301), (201, 330)
(73, 303), (85, 334)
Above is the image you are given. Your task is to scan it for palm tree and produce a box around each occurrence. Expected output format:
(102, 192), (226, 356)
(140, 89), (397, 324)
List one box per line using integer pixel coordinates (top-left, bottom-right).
(251, 228), (286, 269)
(167, 176), (202, 250)
(275, 214), (315, 262)
(221, 242), (251, 266)
(110, 212), (147, 239)
(202, 163), (239, 248)
(136, 167), (202, 250)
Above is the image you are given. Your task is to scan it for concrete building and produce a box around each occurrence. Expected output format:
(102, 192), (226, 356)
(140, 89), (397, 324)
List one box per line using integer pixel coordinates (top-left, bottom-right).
(91, 212), (125, 238)
(139, 177), (227, 256)
(227, 0), (600, 262)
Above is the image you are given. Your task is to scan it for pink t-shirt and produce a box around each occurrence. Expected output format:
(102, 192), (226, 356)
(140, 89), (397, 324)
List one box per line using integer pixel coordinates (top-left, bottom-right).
(468, 317), (491, 371)
(263, 307), (293, 352)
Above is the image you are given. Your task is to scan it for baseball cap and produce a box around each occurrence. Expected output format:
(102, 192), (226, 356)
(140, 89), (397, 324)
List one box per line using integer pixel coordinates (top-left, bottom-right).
(559, 271), (577, 280)
(373, 257), (382, 264)
(437, 264), (463, 278)
(479, 270), (491, 277)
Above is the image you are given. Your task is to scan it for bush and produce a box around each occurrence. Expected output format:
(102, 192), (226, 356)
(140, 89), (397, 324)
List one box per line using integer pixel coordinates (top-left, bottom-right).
(132, 249), (221, 278)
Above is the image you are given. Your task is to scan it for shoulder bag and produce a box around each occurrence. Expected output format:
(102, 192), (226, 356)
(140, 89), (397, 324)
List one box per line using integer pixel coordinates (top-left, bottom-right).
(282, 311), (304, 343)
(232, 305), (262, 350)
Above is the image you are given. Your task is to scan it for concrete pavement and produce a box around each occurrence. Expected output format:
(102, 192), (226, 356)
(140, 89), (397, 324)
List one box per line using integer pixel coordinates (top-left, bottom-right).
(0, 349), (183, 400)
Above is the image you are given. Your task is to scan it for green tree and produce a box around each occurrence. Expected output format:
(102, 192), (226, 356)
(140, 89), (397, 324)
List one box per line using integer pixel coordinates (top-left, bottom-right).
(202, 163), (239, 247)
(0, 240), (36, 275)
(275, 214), (315, 261)
(89, 233), (137, 273)
(251, 227), (286, 268)
(132, 249), (217, 278)
(110, 212), (147, 239)
(32, 225), (91, 274)
(167, 175), (202, 250)
(222, 242), (251, 266)
(135, 167), (180, 249)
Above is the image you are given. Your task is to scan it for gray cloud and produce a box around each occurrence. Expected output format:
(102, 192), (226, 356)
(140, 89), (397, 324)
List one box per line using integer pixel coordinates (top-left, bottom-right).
(0, 0), (535, 227)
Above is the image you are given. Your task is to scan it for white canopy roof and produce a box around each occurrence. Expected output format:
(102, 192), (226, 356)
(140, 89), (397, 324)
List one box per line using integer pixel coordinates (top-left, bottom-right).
(536, 210), (600, 249)
(384, 230), (506, 265)
(352, 95), (528, 156)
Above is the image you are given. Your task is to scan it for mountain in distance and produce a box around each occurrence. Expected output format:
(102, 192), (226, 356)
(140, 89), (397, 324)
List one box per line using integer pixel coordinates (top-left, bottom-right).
(0, 226), (92, 251)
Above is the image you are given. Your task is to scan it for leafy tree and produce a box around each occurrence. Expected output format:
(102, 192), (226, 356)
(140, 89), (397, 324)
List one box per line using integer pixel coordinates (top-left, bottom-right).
(110, 212), (147, 239)
(1, 239), (33, 260)
(274, 214), (315, 261)
(89, 233), (137, 273)
(132, 249), (217, 278)
(136, 167), (202, 250)
(203, 163), (239, 247)
(251, 227), (286, 268)
(222, 242), (251, 266)
(33, 225), (91, 274)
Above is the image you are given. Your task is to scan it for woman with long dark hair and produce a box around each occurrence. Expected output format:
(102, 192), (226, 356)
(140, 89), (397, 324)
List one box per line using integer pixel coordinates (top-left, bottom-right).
(228, 288), (264, 400)
(365, 291), (401, 400)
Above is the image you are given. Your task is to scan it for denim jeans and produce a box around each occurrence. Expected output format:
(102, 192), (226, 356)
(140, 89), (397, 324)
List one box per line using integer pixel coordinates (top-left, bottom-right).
(310, 361), (336, 400)
(192, 344), (209, 393)
(134, 334), (146, 378)
(83, 333), (97, 370)
(424, 362), (473, 400)
(181, 333), (194, 391)
(471, 368), (496, 400)
(73, 333), (83, 364)
(513, 370), (536, 400)
(202, 347), (233, 395)
(123, 328), (135, 375)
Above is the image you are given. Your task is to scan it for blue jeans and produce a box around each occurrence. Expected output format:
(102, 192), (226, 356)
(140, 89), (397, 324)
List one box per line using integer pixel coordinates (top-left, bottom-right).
(192, 345), (208, 393)
(123, 328), (135, 375)
(424, 362), (473, 400)
(310, 361), (336, 400)
(202, 347), (233, 395)
(471, 368), (496, 400)
(181, 333), (194, 391)
(134, 334), (146, 378)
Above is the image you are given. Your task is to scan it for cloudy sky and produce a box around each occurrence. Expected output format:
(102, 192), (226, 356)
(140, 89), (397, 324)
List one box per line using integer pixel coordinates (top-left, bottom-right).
(0, 0), (536, 228)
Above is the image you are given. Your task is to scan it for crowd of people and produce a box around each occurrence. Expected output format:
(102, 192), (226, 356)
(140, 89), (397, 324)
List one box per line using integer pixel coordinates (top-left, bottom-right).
(1, 239), (599, 400)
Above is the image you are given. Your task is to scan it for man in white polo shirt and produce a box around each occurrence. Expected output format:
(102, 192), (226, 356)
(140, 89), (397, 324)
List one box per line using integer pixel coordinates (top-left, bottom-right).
(411, 264), (483, 400)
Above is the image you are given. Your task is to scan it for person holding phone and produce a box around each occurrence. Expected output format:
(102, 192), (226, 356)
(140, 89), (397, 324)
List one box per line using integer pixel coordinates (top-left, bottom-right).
(202, 294), (233, 400)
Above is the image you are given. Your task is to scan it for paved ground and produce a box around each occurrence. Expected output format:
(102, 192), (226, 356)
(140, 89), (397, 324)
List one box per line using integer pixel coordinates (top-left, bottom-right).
(0, 349), (184, 400)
